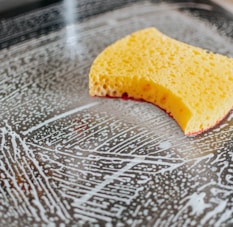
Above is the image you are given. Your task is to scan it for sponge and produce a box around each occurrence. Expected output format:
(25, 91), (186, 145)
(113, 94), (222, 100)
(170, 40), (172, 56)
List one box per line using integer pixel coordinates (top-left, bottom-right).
(89, 27), (233, 136)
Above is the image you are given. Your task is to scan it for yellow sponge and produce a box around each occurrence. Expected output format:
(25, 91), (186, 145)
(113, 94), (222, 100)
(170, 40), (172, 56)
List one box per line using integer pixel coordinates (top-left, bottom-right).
(89, 27), (233, 136)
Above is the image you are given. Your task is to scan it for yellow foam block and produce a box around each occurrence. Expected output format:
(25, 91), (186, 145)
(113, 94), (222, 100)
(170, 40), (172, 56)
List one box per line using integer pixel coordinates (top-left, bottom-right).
(89, 27), (233, 136)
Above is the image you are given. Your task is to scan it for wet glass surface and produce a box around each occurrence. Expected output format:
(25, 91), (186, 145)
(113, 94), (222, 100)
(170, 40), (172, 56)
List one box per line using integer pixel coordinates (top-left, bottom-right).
(0, 1), (232, 226)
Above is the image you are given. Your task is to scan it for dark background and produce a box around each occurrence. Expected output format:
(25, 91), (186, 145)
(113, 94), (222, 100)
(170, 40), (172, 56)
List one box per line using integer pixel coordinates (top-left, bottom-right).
(0, 0), (233, 49)
(0, 0), (228, 19)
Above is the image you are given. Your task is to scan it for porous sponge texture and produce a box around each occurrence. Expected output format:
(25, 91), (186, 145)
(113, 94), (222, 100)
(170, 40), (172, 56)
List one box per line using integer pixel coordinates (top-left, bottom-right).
(89, 27), (233, 135)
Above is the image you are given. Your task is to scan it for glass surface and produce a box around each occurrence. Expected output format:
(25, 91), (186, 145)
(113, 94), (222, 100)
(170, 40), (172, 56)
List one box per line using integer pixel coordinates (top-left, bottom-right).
(0, 1), (232, 226)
